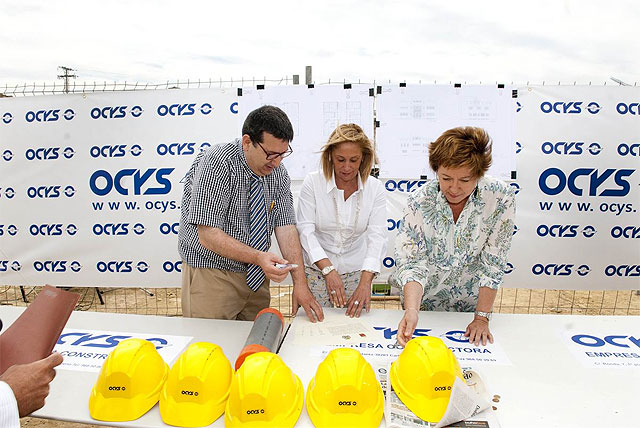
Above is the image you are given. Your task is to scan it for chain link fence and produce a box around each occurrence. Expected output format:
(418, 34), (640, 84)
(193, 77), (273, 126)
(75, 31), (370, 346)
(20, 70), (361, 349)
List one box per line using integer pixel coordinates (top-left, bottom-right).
(2, 78), (636, 97)
(1, 285), (638, 320)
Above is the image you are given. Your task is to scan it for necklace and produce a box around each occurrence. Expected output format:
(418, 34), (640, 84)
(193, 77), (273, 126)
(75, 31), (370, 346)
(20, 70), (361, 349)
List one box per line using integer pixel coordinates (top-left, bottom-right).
(332, 188), (362, 251)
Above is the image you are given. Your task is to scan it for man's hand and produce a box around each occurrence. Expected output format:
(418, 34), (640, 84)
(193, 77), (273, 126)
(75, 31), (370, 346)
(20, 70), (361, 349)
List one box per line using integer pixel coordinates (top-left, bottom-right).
(464, 317), (494, 346)
(0, 352), (63, 417)
(292, 283), (324, 323)
(255, 252), (292, 283)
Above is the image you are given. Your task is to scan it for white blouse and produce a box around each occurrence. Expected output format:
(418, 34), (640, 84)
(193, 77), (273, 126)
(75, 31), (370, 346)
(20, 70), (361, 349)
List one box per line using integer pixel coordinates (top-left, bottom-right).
(296, 170), (387, 274)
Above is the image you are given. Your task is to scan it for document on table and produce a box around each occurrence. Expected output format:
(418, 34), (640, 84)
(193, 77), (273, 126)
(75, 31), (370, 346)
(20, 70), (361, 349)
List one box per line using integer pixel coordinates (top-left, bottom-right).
(292, 310), (377, 345)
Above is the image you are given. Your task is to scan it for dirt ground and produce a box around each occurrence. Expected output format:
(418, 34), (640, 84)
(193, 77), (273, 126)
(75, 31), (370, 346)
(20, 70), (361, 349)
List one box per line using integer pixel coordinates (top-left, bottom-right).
(2, 285), (638, 427)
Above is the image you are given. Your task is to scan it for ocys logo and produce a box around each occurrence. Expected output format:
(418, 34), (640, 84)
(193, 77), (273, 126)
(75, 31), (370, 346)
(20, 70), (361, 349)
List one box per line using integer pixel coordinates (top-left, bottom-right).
(387, 218), (403, 231)
(96, 261), (149, 273)
(616, 102), (640, 115)
(504, 262), (514, 274)
(0, 261), (22, 272)
(156, 102), (212, 117)
(610, 226), (640, 239)
(509, 182), (521, 195)
(89, 168), (174, 196)
(92, 223), (145, 236)
(532, 263), (590, 276)
(156, 142), (210, 156)
(0, 224), (18, 236)
(29, 223), (77, 236)
(536, 224), (596, 238)
(90, 105), (143, 119)
(382, 257), (395, 269)
(385, 179), (427, 192)
(572, 334), (640, 349)
(90, 144), (143, 158)
(25, 108), (75, 122)
(159, 222), (179, 235)
(540, 141), (602, 156)
(540, 101), (600, 114)
(2, 149), (13, 161)
(617, 143), (640, 157)
(163, 260), (182, 272)
(33, 260), (81, 272)
(604, 264), (640, 277)
(26, 185), (75, 199)
(25, 146), (75, 160)
(538, 167), (634, 197)
(57, 332), (168, 350)
(0, 187), (16, 199)
(2, 112), (12, 124)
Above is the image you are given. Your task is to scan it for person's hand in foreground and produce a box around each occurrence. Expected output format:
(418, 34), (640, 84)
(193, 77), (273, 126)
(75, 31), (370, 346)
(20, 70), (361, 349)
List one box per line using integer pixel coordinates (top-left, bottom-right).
(0, 352), (64, 417)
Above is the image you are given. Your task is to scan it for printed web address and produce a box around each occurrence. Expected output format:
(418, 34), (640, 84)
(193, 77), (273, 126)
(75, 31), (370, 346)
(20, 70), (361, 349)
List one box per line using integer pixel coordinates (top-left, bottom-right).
(91, 200), (179, 213)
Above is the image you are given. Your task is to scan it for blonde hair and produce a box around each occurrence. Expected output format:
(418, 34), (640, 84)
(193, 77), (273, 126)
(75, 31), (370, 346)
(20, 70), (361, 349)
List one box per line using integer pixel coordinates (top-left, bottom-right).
(428, 127), (492, 178)
(320, 123), (377, 183)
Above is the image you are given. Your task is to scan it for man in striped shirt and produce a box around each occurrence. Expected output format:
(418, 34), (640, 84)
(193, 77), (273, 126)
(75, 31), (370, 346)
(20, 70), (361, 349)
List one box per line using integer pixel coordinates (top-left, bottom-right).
(178, 105), (324, 322)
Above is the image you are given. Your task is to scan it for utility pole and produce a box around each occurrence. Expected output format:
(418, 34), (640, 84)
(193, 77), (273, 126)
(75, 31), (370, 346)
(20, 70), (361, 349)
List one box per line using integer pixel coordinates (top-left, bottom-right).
(57, 66), (77, 93)
(305, 66), (312, 85)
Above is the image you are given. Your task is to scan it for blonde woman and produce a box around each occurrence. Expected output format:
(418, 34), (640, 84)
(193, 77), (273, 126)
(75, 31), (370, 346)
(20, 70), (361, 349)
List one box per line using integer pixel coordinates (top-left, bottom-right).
(297, 124), (387, 318)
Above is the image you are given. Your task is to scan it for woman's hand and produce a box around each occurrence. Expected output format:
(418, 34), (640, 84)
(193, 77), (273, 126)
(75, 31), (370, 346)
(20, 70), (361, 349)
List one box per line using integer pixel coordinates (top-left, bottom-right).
(325, 270), (346, 307)
(464, 317), (494, 346)
(396, 308), (419, 346)
(346, 281), (371, 318)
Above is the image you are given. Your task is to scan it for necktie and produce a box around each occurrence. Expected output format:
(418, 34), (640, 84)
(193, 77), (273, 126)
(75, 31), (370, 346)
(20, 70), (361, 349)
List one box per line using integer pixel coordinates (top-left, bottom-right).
(247, 174), (268, 291)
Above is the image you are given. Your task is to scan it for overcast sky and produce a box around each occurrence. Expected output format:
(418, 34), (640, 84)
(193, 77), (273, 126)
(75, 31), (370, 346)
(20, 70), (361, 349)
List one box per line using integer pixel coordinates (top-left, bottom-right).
(1, 0), (638, 87)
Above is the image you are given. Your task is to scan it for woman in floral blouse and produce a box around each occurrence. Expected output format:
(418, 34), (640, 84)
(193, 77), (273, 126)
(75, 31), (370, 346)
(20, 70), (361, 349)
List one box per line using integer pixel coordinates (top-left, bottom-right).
(394, 127), (515, 346)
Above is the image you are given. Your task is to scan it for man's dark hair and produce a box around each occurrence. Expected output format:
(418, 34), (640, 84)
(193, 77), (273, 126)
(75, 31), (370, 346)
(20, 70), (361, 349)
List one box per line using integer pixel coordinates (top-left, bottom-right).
(242, 105), (294, 144)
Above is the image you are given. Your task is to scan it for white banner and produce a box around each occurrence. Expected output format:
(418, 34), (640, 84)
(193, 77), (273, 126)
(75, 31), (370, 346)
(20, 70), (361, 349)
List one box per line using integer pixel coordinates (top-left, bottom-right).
(1, 85), (637, 290)
(0, 88), (239, 286)
(510, 86), (640, 289)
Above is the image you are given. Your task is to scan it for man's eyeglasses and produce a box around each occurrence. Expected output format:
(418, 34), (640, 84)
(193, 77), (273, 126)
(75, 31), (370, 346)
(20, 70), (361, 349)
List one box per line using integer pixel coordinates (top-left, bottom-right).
(255, 141), (293, 160)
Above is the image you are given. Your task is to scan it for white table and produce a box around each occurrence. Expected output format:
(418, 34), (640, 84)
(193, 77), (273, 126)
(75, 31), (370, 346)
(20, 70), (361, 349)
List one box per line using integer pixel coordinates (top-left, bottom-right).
(0, 306), (254, 428)
(3, 306), (639, 428)
(279, 308), (640, 428)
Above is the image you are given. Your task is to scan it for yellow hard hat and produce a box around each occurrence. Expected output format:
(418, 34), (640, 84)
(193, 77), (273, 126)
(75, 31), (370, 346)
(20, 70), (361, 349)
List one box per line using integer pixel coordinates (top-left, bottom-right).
(160, 342), (233, 427)
(89, 338), (169, 422)
(306, 348), (384, 428)
(224, 352), (303, 428)
(390, 336), (464, 423)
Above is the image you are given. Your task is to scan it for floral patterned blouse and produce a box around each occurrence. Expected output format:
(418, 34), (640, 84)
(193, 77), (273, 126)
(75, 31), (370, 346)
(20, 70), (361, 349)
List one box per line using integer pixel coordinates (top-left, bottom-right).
(392, 176), (515, 312)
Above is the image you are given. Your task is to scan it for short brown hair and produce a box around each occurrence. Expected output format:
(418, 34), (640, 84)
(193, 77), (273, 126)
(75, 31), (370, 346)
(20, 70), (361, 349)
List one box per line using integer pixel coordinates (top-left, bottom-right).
(428, 127), (492, 178)
(320, 124), (377, 183)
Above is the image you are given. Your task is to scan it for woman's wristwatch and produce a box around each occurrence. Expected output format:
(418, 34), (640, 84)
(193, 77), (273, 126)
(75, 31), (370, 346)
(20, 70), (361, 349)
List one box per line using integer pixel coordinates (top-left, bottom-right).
(474, 310), (492, 320)
(321, 265), (335, 276)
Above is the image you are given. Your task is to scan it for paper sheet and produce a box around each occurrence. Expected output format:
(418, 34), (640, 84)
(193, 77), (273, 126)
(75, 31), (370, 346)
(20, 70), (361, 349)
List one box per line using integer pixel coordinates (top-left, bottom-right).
(292, 310), (377, 345)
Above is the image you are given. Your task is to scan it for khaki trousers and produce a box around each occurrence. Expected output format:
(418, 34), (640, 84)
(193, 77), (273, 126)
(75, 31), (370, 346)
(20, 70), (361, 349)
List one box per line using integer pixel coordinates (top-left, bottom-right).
(181, 262), (270, 321)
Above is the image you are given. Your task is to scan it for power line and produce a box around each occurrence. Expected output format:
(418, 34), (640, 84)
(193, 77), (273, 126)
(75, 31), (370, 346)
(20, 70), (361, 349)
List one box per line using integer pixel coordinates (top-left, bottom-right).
(57, 66), (77, 93)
